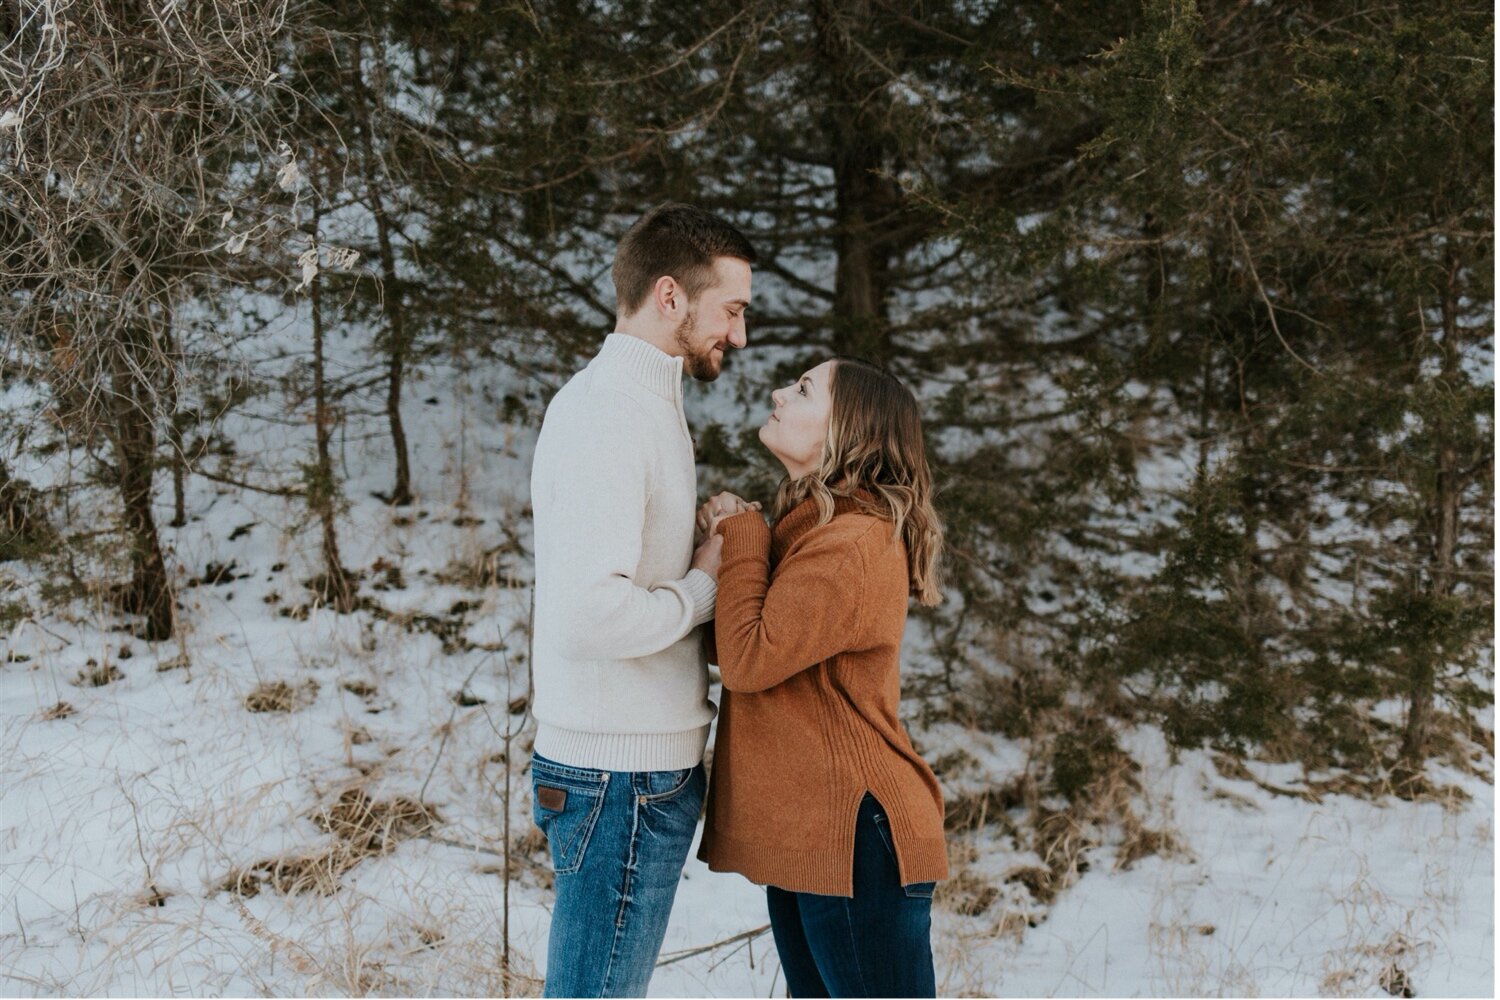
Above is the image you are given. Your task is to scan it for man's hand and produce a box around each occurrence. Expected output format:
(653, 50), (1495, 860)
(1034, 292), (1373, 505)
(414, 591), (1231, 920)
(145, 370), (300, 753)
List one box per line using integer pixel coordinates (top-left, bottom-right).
(690, 532), (723, 579)
(695, 491), (762, 545)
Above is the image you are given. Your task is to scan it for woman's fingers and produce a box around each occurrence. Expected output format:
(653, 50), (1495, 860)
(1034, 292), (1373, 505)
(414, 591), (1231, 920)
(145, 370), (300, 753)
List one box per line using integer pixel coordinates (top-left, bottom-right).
(700, 492), (763, 532)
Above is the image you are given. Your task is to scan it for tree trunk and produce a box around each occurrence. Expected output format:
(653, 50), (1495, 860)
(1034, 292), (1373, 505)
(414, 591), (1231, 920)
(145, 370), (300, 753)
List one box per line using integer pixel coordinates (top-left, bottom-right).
(353, 38), (415, 506)
(813, 0), (895, 362)
(163, 301), (186, 528)
(1397, 259), (1463, 778)
(110, 327), (175, 640)
(376, 195), (414, 507)
(309, 223), (356, 612)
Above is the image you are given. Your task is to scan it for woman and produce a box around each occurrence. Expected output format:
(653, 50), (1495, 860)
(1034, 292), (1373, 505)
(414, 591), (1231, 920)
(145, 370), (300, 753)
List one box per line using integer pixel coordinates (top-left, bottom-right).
(696, 357), (948, 999)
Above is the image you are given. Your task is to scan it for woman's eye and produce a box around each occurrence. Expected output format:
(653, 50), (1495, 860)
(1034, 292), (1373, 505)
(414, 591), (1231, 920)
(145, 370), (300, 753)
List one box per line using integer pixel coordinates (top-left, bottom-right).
(798, 383), (807, 396)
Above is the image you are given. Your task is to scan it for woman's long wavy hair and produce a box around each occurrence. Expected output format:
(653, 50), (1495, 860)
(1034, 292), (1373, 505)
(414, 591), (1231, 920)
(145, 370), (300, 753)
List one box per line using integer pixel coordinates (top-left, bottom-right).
(772, 358), (944, 606)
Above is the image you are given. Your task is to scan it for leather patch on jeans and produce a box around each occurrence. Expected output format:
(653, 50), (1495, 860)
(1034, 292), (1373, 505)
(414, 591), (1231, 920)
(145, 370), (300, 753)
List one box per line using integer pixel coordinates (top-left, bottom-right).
(537, 785), (568, 811)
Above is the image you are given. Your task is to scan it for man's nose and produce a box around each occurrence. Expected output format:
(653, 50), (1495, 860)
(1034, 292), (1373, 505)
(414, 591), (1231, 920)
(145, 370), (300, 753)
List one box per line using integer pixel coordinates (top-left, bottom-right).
(728, 322), (747, 349)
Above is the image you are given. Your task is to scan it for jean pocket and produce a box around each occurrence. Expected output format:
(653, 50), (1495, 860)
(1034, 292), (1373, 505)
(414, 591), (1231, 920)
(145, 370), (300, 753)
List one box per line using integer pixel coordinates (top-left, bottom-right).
(637, 765), (698, 802)
(902, 881), (936, 899)
(531, 757), (609, 876)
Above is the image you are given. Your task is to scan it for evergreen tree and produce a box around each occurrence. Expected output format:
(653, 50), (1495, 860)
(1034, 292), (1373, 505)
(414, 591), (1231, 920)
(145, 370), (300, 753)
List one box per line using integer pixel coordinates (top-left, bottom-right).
(949, 0), (1492, 775)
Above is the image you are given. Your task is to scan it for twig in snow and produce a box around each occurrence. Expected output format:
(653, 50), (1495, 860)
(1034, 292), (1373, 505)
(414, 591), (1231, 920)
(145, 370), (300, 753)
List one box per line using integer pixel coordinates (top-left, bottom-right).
(419, 652), (491, 804)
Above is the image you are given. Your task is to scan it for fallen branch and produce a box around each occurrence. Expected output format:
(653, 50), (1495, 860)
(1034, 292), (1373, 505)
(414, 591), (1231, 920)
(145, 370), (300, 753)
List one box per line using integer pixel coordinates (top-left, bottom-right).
(655, 924), (772, 967)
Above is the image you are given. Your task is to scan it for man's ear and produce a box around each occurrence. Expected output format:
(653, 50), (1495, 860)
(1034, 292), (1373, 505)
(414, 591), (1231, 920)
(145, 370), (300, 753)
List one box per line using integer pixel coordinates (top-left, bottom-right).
(652, 275), (681, 317)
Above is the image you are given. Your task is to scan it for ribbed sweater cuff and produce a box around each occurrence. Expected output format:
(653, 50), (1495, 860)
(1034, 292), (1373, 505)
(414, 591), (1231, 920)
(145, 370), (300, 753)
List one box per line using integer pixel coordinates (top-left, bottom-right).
(717, 510), (771, 551)
(680, 568), (717, 627)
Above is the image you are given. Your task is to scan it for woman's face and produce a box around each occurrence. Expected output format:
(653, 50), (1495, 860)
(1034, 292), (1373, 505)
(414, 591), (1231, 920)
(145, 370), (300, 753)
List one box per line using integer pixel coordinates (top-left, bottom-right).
(759, 360), (835, 478)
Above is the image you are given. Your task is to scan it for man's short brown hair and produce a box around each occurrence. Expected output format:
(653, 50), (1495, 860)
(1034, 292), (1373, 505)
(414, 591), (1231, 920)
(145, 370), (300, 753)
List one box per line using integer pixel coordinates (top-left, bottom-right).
(612, 203), (757, 317)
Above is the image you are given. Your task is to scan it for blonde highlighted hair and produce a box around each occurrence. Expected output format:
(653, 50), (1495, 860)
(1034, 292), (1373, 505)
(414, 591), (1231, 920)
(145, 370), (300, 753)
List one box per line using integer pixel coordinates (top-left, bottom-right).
(772, 357), (944, 606)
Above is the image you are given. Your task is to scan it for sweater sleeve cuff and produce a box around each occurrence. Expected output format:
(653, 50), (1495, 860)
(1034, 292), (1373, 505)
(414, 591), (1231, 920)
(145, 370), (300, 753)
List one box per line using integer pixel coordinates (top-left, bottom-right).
(717, 510), (771, 551)
(680, 567), (718, 628)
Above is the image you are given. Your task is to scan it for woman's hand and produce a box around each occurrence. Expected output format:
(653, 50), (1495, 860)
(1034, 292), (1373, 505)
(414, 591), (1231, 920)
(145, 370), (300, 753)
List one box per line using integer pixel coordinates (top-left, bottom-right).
(695, 491), (761, 545)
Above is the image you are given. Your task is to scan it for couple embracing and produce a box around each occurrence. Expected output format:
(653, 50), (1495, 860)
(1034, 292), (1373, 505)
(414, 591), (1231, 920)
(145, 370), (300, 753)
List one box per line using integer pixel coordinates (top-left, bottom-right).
(528, 204), (947, 998)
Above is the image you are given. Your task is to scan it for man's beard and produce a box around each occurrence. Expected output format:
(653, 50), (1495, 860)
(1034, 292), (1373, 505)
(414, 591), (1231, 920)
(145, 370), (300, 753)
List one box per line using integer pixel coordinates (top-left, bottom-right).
(673, 308), (723, 382)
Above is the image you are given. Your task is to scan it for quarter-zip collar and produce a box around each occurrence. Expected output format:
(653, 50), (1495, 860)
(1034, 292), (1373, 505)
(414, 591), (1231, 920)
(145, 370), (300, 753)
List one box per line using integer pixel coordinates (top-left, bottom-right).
(596, 332), (684, 405)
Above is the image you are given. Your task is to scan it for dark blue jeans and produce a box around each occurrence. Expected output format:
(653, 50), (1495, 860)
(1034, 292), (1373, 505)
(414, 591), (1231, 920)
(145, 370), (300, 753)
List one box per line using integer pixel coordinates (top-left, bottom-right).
(530, 751), (707, 997)
(766, 793), (937, 998)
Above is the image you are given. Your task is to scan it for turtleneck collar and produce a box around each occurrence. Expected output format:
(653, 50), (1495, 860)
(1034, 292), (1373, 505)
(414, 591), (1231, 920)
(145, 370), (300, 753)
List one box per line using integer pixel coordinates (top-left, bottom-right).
(771, 488), (882, 558)
(596, 332), (685, 404)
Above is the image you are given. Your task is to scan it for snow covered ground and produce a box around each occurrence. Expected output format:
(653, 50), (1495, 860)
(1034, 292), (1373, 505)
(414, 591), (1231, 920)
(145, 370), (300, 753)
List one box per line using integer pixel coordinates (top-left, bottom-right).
(0, 340), (1492, 997)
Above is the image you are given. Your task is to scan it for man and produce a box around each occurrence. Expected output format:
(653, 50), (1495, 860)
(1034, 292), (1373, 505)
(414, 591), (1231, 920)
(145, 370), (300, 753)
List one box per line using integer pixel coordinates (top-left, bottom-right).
(527, 203), (756, 997)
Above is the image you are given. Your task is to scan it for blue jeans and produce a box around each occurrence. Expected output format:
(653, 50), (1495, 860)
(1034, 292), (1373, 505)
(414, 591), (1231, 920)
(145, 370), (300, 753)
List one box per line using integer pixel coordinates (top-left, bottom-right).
(765, 793), (937, 998)
(530, 751), (707, 997)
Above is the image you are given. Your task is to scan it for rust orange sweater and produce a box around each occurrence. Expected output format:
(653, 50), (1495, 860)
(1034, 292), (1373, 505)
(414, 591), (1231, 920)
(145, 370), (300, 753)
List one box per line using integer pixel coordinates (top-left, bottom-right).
(697, 493), (948, 896)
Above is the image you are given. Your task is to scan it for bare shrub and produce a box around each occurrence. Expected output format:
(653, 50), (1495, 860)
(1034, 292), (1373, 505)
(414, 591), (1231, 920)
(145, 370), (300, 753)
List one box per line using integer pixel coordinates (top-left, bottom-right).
(0, 0), (309, 639)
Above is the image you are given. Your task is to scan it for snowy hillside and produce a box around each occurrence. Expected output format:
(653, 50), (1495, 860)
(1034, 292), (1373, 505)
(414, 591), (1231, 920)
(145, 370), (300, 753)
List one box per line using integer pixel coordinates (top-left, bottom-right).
(0, 329), (1491, 997)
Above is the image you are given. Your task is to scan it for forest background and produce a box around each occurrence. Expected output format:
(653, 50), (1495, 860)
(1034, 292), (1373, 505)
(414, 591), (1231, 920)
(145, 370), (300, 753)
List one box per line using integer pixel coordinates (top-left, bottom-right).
(0, 1), (1492, 996)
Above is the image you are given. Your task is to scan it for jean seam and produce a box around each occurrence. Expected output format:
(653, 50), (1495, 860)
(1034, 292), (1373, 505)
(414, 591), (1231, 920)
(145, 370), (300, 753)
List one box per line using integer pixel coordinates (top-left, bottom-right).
(597, 787), (642, 996)
(614, 791), (642, 930)
(840, 896), (871, 996)
(598, 889), (631, 996)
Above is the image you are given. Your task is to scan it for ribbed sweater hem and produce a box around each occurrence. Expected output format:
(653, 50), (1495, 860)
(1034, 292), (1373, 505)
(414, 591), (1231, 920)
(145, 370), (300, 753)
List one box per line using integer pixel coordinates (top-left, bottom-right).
(701, 829), (949, 898)
(534, 723), (709, 772)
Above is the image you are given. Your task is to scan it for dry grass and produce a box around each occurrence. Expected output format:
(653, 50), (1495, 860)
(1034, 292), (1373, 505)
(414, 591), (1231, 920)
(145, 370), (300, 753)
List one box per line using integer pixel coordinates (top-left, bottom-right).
(929, 673), (1194, 952)
(222, 845), (362, 897)
(472, 828), (556, 891)
(1213, 752), (1474, 812)
(309, 787), (441, 852)
(222, 787), (442, 898)
(432, 548), (507, 590)
(943, 778), (1025, 835)
(1001, 864), (1058, 905)
(155, 652), (191, 673)
(244, 678), (319, 713)
(72, 659), (123, 687)
(939, 868), (1002, 916)
(39, 700), (75, 720)
(1116, 816), (1189, 871)
(341, 679), (378, 698)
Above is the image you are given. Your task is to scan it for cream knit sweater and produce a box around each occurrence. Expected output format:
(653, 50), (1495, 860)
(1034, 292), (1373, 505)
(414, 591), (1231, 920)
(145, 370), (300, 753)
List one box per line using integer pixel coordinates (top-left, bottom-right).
(529, 333), (717, 771)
